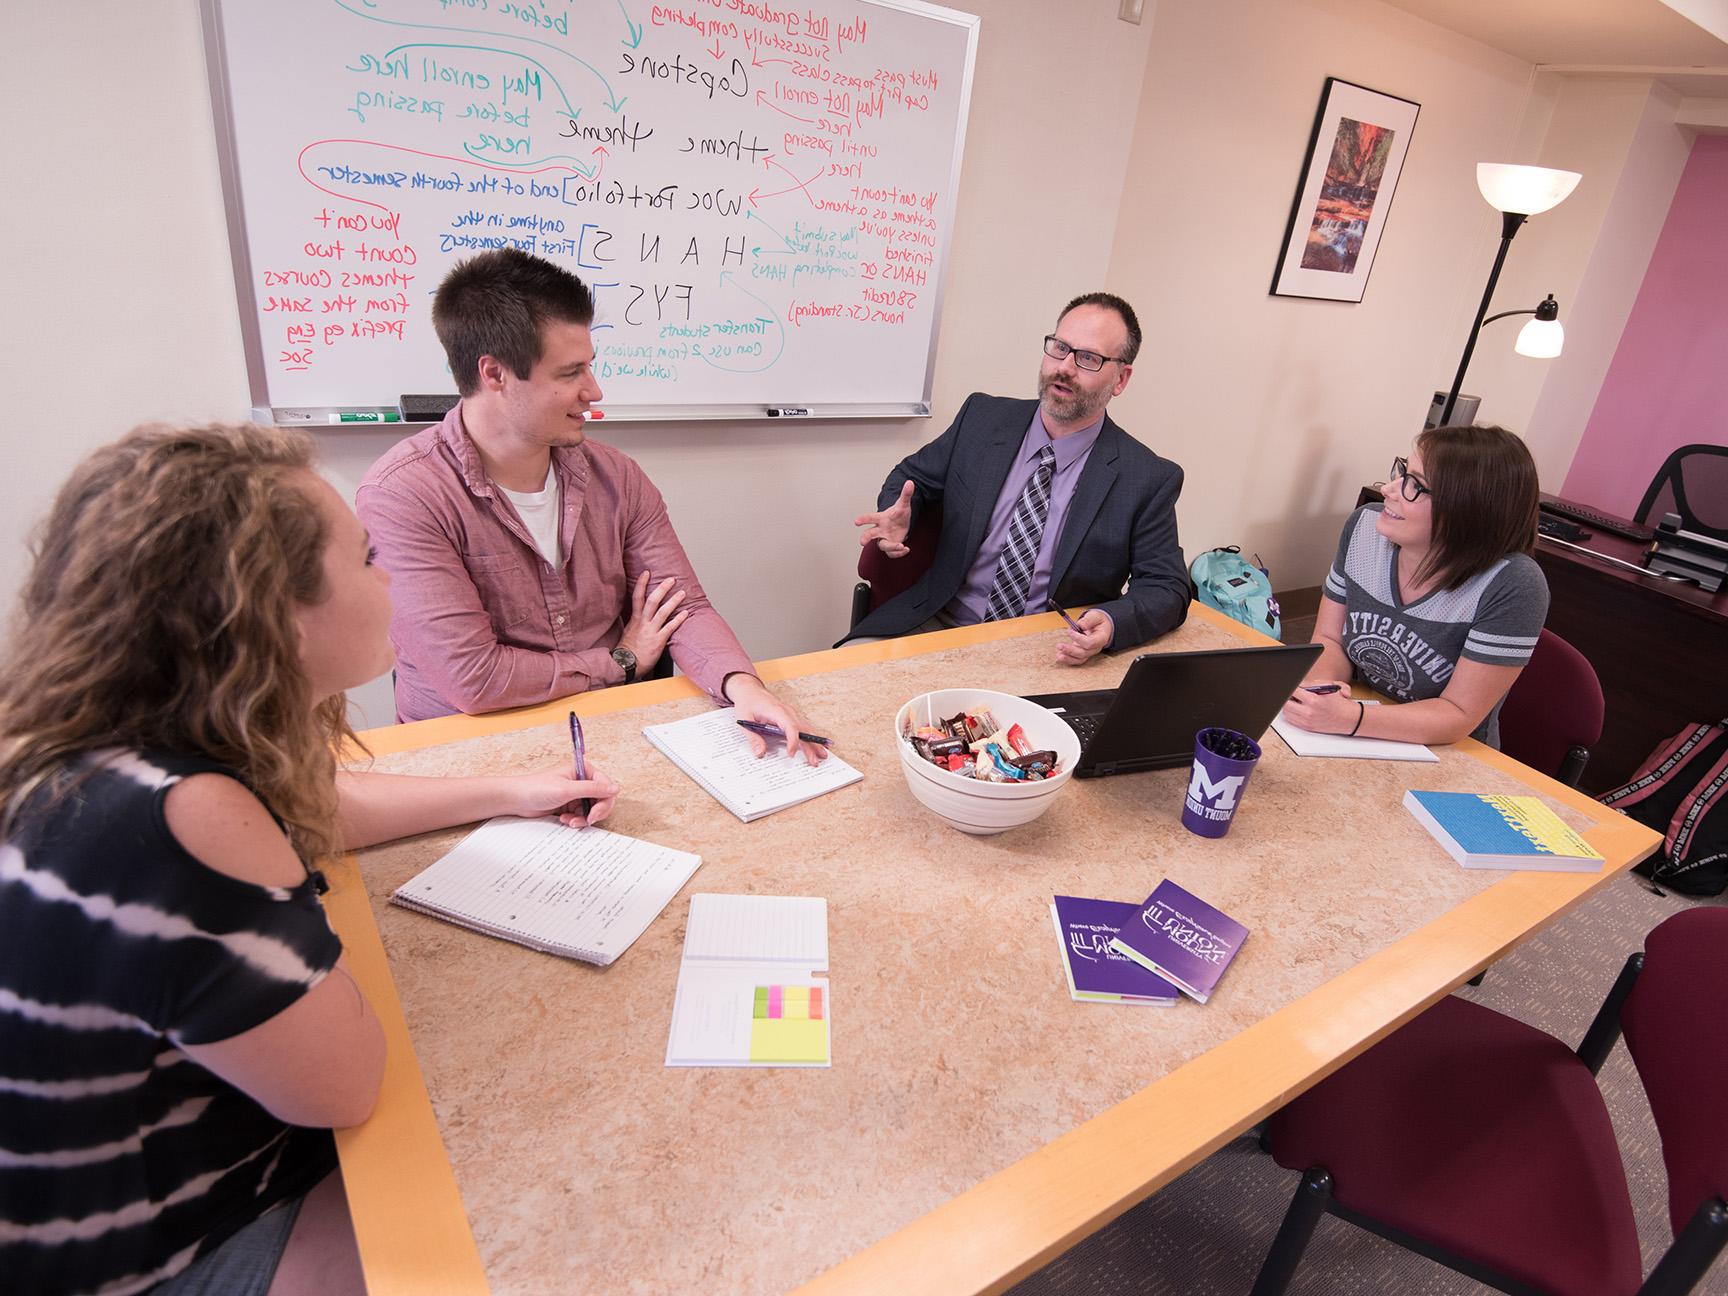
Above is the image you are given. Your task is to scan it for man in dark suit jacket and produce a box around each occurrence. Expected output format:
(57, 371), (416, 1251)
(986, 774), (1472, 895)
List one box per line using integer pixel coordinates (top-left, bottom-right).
(842, 293), (1187, 662)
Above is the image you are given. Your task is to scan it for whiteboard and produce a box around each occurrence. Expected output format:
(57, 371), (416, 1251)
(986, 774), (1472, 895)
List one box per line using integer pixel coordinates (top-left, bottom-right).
(201, 0), (978, 424)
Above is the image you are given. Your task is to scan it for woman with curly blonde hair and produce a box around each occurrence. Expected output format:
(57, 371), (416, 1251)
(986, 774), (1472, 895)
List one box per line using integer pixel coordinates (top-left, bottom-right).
(0, 424), (617, 1296)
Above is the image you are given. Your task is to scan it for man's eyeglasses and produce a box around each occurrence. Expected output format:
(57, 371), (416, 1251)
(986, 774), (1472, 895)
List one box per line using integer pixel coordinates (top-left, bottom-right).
(1043, 335), (1128, 373)
(1387, 456), (1430, 503)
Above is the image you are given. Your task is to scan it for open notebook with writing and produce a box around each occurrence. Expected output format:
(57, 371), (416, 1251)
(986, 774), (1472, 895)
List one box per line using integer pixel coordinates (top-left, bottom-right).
(643, 707), (862, 821)
(389, 817), (700, 966)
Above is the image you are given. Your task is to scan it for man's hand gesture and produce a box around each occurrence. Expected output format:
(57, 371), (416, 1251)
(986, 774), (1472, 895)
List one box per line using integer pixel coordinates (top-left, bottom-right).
(853, 480), (916, 558)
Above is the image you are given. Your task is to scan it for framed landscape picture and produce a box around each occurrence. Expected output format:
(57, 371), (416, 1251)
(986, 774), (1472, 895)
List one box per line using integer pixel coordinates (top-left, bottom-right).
(1272, 77), (1420, 302)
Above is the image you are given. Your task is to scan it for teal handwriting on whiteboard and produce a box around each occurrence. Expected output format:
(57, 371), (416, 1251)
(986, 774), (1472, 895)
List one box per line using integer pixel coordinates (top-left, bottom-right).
(202, 0), (979, 422)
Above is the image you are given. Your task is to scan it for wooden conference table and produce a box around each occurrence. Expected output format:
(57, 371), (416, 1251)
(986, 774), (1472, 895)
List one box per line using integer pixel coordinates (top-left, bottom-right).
(324, 606), (1660, 1296)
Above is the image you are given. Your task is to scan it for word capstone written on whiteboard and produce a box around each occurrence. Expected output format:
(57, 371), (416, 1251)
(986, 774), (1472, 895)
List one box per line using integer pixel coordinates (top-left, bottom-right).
(205, 0), (979, 419)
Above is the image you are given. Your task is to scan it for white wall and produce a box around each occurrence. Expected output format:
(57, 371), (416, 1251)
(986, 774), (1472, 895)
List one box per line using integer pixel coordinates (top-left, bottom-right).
(1102, 0), (1643, 594)
(0, 3), (253, 604)
(1511, 77), (1696, 486)
(1, 0), (1694, 729)
(1115, 1), (1696, 593)
(1, 0), (1154, 728)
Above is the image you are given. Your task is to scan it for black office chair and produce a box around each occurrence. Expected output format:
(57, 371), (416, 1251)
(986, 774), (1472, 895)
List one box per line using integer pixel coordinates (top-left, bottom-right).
(1635, 444), (1728, 542)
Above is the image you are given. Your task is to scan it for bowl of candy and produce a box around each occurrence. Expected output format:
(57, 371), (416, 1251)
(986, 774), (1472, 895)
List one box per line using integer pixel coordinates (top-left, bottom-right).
(894, 688), (1083, 834)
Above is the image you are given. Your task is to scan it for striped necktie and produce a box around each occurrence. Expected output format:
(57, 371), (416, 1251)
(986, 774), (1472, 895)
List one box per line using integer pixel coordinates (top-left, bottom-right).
(983, 444), (1057, 622)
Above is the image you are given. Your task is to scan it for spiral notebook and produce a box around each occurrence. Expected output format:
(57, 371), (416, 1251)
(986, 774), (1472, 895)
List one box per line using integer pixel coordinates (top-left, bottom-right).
(389, 817), (701, 966)
(665, 894), (831, 1067)
(642, 708), (862, 822)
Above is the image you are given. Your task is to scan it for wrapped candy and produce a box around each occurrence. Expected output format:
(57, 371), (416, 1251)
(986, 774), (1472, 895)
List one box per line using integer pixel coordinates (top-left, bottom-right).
(903, 705), (1062, 779)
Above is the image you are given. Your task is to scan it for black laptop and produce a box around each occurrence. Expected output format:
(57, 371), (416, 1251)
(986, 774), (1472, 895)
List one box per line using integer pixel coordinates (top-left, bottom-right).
(1024, 643), (1324, 778)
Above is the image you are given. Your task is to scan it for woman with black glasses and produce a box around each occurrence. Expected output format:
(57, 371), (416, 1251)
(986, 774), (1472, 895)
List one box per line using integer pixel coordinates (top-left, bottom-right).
(1281, 424), (1548, 749)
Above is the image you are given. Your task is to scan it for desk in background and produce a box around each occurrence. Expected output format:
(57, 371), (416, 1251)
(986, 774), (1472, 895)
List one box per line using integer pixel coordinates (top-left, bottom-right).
(1531, 523), (1728, 792)
(324, 608), (1658, 1296)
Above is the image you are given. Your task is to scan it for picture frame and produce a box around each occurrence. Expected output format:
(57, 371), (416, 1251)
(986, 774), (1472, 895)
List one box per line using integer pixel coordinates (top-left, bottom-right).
(1271, 77), (1420, 302)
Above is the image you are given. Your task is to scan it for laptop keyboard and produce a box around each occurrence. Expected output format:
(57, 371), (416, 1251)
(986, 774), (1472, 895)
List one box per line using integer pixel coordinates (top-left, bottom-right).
(1062, 711), (1101, 747)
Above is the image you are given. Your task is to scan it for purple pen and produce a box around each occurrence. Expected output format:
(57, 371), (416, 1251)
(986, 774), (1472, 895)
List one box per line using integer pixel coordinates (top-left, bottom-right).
(568, 712), (593, 823)
(1301, 683), (1342, 695)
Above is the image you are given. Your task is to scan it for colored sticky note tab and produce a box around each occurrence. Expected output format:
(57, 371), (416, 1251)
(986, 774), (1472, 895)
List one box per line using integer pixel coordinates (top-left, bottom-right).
(749, 1018), (829, 1064)
(752, 987), (769, 1020)
(809, 986), (823, 1020)
(768, 985), (782, 1019)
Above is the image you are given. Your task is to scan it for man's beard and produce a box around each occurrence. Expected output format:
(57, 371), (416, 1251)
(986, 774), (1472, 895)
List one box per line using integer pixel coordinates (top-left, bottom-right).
(1039, 373), (1103, 424)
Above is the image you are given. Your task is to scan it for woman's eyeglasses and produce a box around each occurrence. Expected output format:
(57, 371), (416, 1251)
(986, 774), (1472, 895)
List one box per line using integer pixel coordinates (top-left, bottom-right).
(1387, 456), (1430, 503)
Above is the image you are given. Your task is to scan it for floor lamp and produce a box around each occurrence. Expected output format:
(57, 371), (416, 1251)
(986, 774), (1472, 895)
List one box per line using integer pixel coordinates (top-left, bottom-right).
(1438, 163), (1581, 427)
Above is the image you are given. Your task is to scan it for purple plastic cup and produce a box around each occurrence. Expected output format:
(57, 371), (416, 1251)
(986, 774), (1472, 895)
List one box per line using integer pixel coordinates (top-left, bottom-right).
(1181, 727), (1262, 838)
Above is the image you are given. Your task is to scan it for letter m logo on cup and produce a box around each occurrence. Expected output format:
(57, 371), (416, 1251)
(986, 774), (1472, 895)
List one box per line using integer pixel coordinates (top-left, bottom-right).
(1187, 766), (1245, 812)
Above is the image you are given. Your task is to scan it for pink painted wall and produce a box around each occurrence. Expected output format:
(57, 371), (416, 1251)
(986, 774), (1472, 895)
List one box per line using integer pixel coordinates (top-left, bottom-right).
(1562, 134), (1728, 516)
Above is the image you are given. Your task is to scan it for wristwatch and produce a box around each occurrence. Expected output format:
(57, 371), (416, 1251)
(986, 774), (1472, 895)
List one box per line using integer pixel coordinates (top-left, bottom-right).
(610, 646), (638, 684)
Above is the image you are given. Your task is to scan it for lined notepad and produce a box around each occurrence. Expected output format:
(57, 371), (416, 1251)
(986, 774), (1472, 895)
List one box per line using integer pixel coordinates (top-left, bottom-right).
(666, 894), (831, 1067)
(389, 817), (700, 966)
(643, 708), (862, 821)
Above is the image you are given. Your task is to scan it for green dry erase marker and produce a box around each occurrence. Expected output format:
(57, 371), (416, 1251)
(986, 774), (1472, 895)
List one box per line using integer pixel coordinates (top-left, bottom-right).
(339, 410), (402, 423)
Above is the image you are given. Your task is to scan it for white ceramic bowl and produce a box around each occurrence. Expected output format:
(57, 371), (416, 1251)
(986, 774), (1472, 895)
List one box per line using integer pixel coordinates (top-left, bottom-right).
(893, 688), (1083, 835)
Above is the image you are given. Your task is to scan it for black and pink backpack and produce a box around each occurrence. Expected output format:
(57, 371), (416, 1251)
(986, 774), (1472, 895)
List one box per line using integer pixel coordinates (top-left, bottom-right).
(1599, 721), (1728, 896)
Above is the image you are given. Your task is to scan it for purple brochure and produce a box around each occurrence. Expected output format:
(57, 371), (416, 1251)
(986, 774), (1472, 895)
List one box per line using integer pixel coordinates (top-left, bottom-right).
(1107, 880), (1248, 1004)
(1051, 896), (1179, 1005)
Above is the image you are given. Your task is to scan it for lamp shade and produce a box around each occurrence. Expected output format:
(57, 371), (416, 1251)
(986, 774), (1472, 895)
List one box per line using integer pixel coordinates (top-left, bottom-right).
(1476, 163), (1582, 216)
(1515, 316), (1564, 359)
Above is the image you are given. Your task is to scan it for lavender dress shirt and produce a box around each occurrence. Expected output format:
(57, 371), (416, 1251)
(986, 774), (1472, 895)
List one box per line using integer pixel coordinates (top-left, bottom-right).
(944, 410), (1106, 624)
(356, 406), (756, 722)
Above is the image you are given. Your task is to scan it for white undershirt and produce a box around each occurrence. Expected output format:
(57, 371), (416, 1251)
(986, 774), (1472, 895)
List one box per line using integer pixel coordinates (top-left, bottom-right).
(499, 470), (562, 567)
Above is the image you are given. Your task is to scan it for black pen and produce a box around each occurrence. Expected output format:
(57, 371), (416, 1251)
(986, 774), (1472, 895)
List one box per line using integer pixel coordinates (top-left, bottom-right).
(568, 712), (593, 823)
(1301, 683), (1343, 695)
(736, 718), (833, 748)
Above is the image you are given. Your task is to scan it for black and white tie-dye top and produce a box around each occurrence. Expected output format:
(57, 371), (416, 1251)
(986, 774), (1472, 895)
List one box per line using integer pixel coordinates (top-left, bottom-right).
(0, 749), (343, 1296)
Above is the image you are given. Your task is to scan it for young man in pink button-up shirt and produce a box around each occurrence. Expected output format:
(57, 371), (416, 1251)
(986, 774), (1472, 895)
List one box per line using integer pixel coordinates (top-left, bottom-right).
(356, 249), (822, 763)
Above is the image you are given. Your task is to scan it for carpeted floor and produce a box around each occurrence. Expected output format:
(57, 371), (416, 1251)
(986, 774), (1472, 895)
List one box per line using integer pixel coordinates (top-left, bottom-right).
(1007, 875), (1728, 1295)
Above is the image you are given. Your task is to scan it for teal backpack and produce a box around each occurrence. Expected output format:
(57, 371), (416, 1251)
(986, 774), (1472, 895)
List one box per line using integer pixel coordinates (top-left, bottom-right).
(1190, 547), (1281, 640)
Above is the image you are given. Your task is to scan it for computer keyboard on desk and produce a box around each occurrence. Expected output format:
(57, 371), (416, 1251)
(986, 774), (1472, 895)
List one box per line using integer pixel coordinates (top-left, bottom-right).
(1061, 712), (1101, 746)
(1539, 496), (1655, 543)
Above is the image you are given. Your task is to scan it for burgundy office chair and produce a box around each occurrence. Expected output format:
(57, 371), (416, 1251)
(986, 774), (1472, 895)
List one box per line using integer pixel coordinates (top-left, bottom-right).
(1252, 906), (1728, 1296)
(849, 500), (944, 630)
(1498, 628), (1605, 787)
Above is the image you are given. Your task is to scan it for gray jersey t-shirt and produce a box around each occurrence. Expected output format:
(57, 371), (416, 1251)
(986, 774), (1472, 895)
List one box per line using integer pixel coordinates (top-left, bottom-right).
(1322, 506), (1549, 747)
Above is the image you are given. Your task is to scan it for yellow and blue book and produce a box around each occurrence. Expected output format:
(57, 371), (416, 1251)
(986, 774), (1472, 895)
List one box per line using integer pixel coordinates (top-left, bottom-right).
(1404, 790), (1605, 872)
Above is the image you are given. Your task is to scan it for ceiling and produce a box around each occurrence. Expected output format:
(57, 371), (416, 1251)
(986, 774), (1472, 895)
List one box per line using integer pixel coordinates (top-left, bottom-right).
(1382, 0), (1728, 100)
